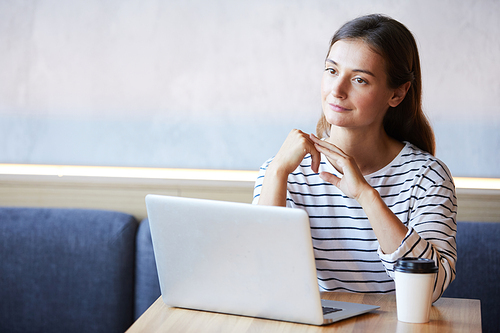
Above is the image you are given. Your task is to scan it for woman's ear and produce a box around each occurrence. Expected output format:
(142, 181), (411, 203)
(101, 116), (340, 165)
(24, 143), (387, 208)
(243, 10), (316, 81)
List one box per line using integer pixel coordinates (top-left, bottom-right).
(388, 81), (411, 107)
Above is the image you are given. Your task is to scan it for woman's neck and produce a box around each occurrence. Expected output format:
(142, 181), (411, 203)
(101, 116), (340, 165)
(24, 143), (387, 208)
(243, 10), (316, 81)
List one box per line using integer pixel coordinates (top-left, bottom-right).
(325, 126), (404, 176)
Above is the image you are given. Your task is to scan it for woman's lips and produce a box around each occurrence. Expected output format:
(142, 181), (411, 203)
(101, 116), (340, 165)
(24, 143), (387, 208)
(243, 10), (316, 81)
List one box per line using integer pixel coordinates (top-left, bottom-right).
(328, 103), (351, 112)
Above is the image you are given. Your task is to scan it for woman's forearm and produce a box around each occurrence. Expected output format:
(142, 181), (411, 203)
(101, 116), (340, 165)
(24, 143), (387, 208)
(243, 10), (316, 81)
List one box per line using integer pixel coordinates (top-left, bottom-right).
(256, 163), (289, 207)
(357, 186), (408, 254)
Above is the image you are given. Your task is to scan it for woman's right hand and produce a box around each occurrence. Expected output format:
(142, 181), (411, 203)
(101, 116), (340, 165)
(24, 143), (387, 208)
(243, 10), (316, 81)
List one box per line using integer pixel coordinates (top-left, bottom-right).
(258, 129), (321, 206)
(270, 129), (321, 175)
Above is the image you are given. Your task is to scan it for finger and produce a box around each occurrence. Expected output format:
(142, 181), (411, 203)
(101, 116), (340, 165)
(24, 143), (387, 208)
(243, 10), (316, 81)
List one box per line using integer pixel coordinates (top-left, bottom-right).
(309, 133), (322, 144)
(313, 142), (345, 164)
(319, 171), (341, 187)
(309, 146), (321, 174)
(309, 133), (319, 141)
(309, 133), (330, 146)
(309, 134), (347, 157)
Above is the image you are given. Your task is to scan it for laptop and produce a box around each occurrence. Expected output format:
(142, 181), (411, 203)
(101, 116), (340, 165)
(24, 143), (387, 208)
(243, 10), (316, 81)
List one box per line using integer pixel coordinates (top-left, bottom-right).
(145, 194), (379, 325)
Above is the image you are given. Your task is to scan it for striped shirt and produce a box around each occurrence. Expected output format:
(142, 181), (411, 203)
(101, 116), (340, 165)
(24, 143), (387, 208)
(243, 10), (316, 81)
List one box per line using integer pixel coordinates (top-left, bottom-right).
(252, 142), (457, 302)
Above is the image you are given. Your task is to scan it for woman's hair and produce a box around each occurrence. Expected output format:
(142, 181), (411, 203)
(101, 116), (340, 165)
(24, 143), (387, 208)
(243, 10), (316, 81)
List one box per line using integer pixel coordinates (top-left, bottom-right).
(316, 14), (435, 155)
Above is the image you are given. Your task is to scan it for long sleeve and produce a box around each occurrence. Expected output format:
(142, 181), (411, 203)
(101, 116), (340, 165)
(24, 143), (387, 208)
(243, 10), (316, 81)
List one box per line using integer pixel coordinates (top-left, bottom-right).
(377, 176), (457, 302)
(252, 158), (271, 205)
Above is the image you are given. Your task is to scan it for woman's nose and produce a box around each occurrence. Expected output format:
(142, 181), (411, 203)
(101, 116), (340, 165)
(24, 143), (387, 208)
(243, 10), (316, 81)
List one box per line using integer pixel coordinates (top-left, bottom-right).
(330, 76), (348, 99)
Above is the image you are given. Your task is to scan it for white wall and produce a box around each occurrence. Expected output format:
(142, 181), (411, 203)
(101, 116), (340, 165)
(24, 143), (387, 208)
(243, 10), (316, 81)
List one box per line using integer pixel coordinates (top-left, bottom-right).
(1, 0), (499, 177)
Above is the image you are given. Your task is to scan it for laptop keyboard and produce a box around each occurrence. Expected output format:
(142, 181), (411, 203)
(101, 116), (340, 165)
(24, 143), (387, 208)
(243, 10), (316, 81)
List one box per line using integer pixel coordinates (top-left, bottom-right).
(322, 306), (343, 315)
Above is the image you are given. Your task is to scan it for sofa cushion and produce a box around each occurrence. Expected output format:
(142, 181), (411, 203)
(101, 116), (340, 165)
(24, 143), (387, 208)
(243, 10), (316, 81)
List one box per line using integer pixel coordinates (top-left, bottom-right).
(0, 207), (138, 333)
(134, 218), (161, 319)
(442, 221), (500, 333)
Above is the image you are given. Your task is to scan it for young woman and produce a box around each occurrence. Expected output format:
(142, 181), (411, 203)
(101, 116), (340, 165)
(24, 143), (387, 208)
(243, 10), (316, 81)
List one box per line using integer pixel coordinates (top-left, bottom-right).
(252, 14), (457, 302)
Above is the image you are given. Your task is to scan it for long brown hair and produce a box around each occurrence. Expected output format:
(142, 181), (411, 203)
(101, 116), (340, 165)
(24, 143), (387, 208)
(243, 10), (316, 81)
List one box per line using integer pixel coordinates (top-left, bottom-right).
(316, 14), (435, 155)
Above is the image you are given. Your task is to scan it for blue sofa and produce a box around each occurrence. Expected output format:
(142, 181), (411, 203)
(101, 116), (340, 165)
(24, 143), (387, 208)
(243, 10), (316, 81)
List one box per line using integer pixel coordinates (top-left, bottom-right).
(442, 221), (500, 333)
(0, 207), (160, 333)
(1, 207), (498, 332)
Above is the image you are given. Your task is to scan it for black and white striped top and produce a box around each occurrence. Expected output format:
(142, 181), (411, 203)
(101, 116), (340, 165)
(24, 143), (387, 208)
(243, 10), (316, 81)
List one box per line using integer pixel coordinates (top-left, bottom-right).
(252, 142), (457, 302)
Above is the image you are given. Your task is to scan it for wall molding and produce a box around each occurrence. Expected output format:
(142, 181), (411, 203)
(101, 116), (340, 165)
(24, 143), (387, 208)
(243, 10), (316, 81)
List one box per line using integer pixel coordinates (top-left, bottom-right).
(0, 165), (498, 222)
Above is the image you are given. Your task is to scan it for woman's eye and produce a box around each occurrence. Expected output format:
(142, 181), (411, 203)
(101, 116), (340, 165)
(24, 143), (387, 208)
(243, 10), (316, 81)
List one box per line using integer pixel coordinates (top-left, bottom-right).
(354, 77), (367, 84)
(325, 68), (337, 75)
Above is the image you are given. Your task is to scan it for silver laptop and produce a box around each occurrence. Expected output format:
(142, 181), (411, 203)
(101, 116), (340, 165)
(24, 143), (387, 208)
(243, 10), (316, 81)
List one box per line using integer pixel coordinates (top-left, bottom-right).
(145, 194), (379, 325)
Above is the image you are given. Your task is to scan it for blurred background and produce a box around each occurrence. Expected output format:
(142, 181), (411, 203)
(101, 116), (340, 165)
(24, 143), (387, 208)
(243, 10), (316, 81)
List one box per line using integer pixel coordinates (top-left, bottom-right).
(1, 0), (499, 177)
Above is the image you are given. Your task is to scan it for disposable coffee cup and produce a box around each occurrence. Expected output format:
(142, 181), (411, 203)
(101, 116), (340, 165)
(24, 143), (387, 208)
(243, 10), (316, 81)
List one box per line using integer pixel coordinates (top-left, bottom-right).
(394, 258), (438, 323)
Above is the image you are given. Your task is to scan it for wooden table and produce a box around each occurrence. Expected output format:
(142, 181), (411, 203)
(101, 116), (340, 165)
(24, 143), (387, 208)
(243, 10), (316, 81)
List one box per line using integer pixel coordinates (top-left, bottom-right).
(126, 292), (481, 332)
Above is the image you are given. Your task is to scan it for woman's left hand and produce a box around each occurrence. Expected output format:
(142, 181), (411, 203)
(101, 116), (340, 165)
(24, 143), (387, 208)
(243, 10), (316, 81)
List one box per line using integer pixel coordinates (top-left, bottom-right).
(309, 134), (372, 201)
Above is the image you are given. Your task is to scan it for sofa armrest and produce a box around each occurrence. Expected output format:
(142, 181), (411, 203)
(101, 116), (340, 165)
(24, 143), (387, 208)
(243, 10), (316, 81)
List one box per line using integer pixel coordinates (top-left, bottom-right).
(442, 221), (500, 333)
(134, 218), (161, 319)
(0, 207), (138, 333)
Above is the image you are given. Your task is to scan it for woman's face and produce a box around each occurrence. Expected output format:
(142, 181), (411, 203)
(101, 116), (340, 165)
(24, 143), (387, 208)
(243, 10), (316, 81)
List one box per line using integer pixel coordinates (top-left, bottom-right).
(321, 39), (400, 134)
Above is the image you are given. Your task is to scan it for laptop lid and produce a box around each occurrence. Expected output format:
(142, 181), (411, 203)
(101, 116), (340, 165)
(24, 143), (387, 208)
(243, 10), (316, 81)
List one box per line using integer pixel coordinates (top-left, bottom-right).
(145, 194), (378, 325)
